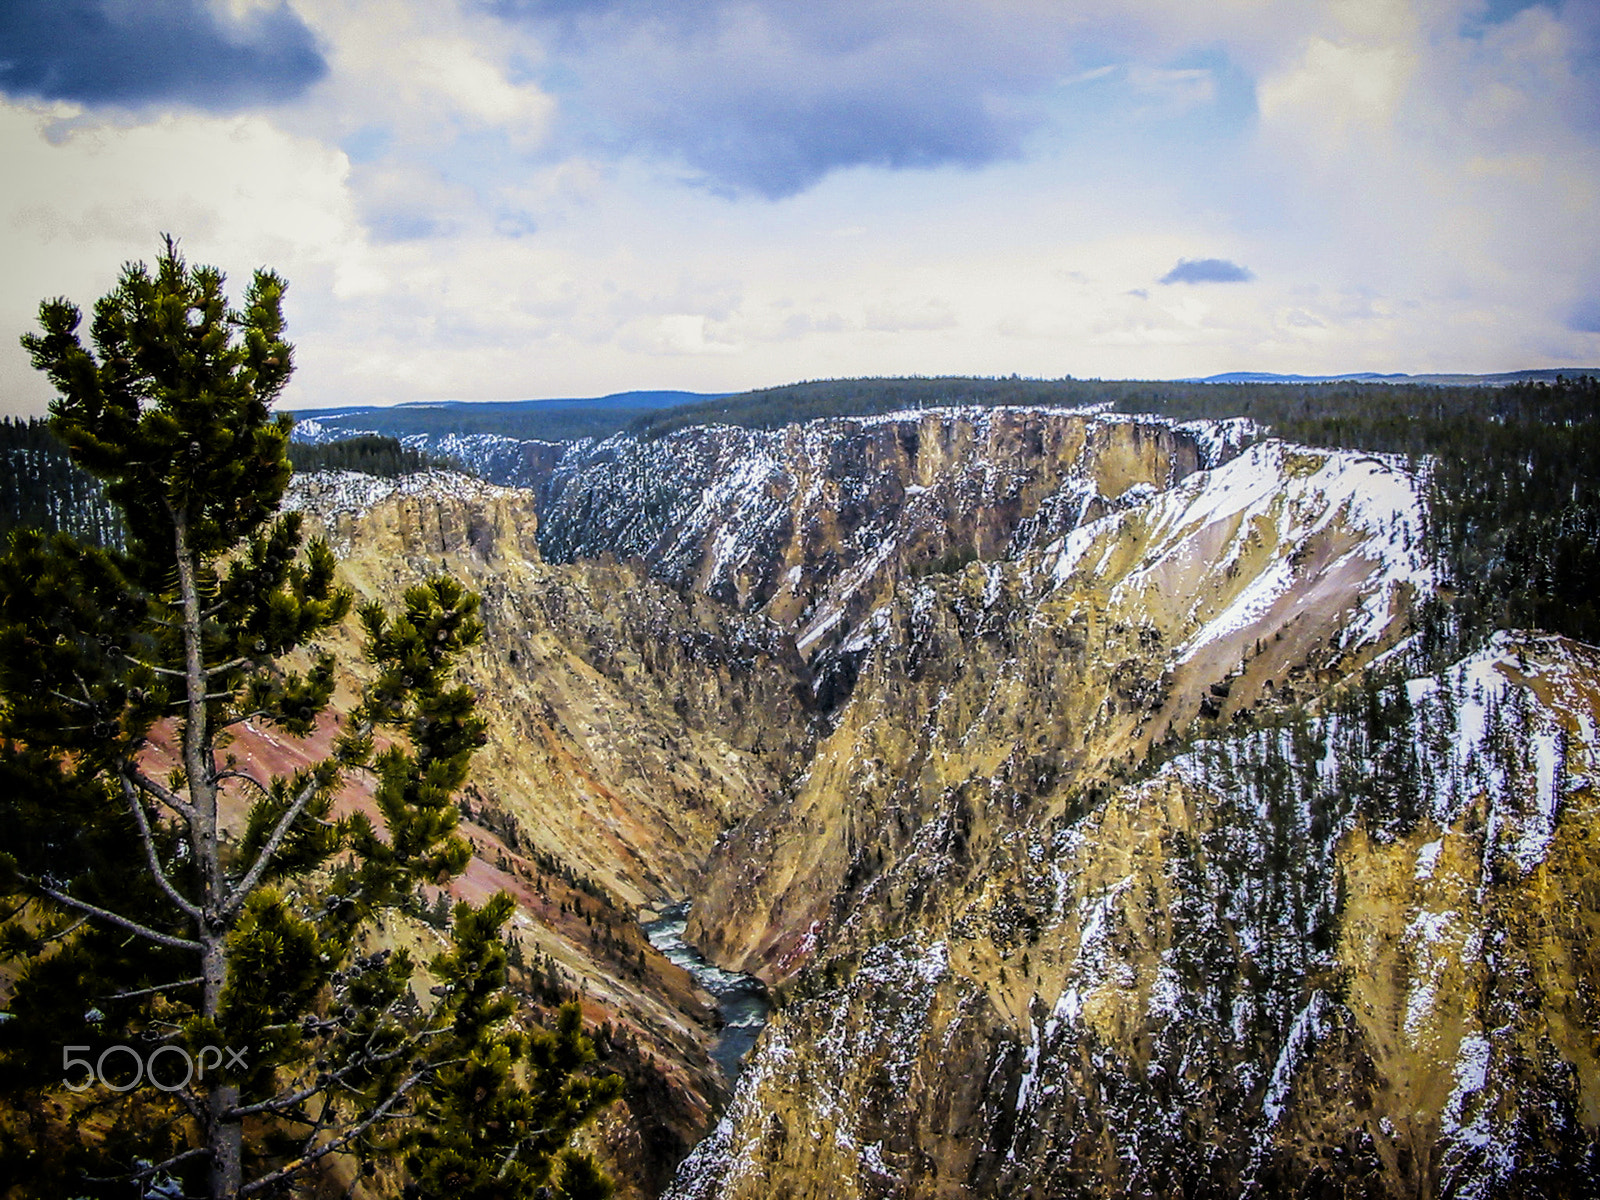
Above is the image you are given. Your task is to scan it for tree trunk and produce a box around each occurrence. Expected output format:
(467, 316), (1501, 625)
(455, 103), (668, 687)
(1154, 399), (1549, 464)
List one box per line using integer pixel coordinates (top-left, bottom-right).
(174, 515), (244, 1198)
(205, 934), (244, 1197)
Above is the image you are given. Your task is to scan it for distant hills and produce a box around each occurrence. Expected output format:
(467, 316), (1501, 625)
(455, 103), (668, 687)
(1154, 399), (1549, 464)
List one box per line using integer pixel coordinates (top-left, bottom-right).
(1189, 369), (1597, 386)
(288, 390), (728, 444)
(286, 370), (1599, 449)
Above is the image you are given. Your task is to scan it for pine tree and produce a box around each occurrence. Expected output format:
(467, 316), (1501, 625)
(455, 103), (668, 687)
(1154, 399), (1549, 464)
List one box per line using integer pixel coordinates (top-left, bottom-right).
(0, 238), (619, 1199)
(429, 889), (455, 930)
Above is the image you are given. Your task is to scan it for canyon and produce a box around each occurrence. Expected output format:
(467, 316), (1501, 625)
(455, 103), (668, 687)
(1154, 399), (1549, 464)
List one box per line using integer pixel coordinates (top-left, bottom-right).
(277, 405), (1597, 1198)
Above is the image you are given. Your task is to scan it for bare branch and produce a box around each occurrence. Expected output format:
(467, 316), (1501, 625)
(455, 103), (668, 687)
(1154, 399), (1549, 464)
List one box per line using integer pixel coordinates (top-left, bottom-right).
(228, 1076), (330, 1121)
(237, 1066), (448, 1197)
(217, 710), (271, 730)
(118, 774), (204, 922)
(222, 770), (330, 917)
(214, 767), (272, 799)
(127, 764), (195, 820)
(81, 1145), (211, 1186)
(100, 976), (205, 1003)
(121, 653), (186, 678)
(229, 1003), (427, 1120)
(296, 1093), (337, 1170)
(136, 1145), (211, 1180)
(37, 916), (88, 946)
(30, 882), (202, 952)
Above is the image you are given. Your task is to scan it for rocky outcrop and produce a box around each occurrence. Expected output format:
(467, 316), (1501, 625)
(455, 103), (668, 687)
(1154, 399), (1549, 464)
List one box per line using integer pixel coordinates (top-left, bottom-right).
(538, 409), (1207, 707)
(286, 469), (544, 564)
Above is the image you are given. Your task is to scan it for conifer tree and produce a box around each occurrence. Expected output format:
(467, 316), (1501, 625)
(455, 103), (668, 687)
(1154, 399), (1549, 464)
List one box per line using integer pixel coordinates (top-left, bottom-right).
(0, 238), (619, 1198)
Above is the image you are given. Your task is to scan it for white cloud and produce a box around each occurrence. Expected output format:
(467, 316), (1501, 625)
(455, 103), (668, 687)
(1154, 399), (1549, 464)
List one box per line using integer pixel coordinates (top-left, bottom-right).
(0, 100), (376, 413)
(1258, 37), (1413, 147)
(3, 0), (1598, 419)
(288, 0), (553, 150)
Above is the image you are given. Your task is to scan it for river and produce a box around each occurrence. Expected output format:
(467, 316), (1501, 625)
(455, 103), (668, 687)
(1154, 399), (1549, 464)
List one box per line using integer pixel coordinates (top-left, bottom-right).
(640, 902), (770, 1081)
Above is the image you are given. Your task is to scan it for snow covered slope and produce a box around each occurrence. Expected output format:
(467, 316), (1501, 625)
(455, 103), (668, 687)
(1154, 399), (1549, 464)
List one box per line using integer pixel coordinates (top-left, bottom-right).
(281, 405), (1597, 1200)
(669, 633), (1600, 1200)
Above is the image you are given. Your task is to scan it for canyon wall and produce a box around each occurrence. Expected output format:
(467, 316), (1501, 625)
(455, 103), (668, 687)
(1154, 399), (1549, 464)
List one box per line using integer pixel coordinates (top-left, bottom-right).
(284, 407), (1598, 1199)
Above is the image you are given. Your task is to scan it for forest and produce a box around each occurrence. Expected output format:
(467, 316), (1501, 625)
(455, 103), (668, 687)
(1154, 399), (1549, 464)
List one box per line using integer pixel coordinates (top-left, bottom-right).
(284, 434), (435, 479)
(1, 426), (441, 548)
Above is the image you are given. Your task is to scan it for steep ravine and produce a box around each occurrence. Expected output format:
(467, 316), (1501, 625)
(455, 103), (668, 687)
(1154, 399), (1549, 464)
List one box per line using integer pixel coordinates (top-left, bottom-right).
(274, 469), (817, 1198)
(668, 633), (1600, 1199)
(537, 408), (1211, 708)
(277, 406), (1598, 1199)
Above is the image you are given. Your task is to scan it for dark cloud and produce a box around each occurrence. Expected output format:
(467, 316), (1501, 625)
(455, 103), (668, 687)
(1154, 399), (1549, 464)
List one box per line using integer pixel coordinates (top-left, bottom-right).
(1159, 258), (1254, 285)
(1569, 296), (1600, 334)
(634, 82), (1028, 200)
(480, 0), (1089, 198)
(0, 0), (326, 111)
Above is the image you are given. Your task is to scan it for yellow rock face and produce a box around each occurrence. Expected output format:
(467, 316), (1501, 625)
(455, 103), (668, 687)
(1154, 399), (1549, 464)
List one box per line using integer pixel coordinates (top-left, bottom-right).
(284, 410), (1597, 1200)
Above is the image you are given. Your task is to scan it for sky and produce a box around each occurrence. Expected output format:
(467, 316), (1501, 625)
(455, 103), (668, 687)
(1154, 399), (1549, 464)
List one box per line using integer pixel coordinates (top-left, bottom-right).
(2, 0), (1598, 416)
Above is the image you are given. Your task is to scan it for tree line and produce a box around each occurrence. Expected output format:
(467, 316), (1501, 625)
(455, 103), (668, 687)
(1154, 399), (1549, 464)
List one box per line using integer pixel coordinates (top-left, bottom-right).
(285, 432), (434, 478)
(1, 423), (442, 548)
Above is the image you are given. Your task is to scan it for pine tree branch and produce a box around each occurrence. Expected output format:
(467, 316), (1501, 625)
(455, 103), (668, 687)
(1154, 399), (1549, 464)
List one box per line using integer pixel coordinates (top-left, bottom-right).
(30, 881), (202, 952)
(214, 767), (272, 798)
(236, 1065), (447, 1197)
(127, 763), (196, 819)
(35, 916), (89, 946)
(120, 653), (187, 678)
(82, 1145), (211, 1186)
(492, 1124), (566, 1181)
(228, 1077), (332, 1121)
(222, 714), (370, 918)
(100, 976), (205, 1002)
(170, 1081), (209, 1128)
(295, 1092), (338, 1170)
(138, 1146), (211, 1180)
(230, 990), (444, 1121)
(228, 1040), (414, 1119)
(222, 770), (329, 918)
(218, 709), (272, 730)
(118, 773), (205, 922)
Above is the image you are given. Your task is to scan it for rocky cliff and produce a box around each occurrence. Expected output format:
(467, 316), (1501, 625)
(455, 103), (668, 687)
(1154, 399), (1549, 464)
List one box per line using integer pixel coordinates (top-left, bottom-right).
(536, 409), (1216, 709)
(283, 406), (1598, 1200)
(670, 630), (1600, 1198)
(274, 470), (814, 1197)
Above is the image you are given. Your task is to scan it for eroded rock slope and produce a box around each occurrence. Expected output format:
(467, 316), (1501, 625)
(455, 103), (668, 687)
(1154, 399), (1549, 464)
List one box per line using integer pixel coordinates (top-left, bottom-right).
(283, 406), (1598, 1200)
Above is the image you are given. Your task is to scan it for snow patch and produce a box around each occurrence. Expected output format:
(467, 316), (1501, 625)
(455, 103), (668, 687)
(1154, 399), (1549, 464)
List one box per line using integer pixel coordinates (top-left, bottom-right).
(1263, 990), (1333, 1126)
